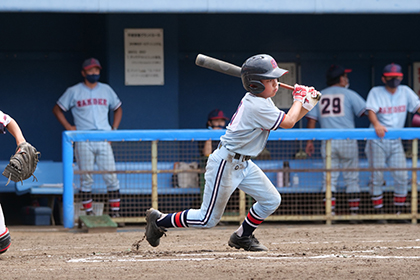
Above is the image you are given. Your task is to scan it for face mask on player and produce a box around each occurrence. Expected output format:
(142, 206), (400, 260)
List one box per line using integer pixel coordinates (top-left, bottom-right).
(385, 78), (401, 89)
(208, 125), (225, 130)
(86, 74), (100, 84)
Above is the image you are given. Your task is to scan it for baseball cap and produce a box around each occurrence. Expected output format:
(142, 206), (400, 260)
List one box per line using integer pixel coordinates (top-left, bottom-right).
(208, 109), (229, 121)
(383, 63), (403, 77)
(326, 64), (352, 80)
(82, 58), (102, 70)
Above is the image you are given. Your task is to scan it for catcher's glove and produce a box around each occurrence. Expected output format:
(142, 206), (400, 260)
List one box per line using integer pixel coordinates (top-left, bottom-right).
(2, 142), (40, 185)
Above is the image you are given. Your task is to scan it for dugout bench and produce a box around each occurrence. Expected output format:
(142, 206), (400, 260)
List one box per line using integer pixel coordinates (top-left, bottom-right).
(1, 158), (418, 225)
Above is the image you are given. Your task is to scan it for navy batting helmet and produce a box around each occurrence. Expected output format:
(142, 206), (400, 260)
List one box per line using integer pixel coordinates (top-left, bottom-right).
(241, 54), (288, 94)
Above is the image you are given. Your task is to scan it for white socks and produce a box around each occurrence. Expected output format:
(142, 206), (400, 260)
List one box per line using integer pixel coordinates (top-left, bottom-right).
(235, 225), (244, 237)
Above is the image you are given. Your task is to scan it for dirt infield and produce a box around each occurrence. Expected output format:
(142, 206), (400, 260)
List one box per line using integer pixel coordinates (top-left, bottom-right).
(1, 223), (420, 279)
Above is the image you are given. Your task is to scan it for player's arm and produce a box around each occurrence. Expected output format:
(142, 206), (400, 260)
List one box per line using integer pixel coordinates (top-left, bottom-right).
(280, 101), (305, 129)
(305, 118), (317, 156)
(367, 110), (387, 138)
(280, 85), (315, 129)
(202, 140), (213, 157)
(6, 118), (26, 146)
(52, 104), (76, 131)
(112, 106), (123, 130)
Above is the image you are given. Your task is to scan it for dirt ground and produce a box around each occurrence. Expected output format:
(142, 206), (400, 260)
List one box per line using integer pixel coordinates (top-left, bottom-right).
(1, 222), (420, 280)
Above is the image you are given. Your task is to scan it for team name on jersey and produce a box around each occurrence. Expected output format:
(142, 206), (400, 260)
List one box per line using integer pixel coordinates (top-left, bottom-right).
(378, 105), (406, 114)
(76, 98), (108, 107)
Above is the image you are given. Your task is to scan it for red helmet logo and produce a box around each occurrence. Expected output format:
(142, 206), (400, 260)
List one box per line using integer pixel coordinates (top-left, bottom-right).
(271, 59), (278, 69)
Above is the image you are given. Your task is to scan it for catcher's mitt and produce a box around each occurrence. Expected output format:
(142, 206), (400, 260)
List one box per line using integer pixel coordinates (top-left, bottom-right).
(2, 142), (40, 185)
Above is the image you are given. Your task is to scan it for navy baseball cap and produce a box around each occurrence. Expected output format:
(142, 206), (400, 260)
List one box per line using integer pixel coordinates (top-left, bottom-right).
(326, 64), (352, 80)
(82, 58), (102, 70)
(383, 63), (403, 77)
(208, 109), (229, 121)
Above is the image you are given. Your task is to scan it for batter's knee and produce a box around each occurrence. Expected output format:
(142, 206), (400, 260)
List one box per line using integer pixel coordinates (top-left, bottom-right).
(273, 192), (282, 209)
(267, 192), (282, 213)
(258, 192), (281, 216)
(0, 228), (11, 255)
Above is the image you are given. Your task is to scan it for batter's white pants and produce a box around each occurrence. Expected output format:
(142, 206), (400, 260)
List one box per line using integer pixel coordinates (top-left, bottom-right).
(75, 141), (120, 192)
(0, 204), (6, 233)
(320, 139), (360, 194)
(186, 146), (281, 229)
(365, 139), (408, 197)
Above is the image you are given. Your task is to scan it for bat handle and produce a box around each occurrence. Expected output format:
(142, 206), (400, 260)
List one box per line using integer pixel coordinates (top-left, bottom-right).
(278, 82), (295, 91)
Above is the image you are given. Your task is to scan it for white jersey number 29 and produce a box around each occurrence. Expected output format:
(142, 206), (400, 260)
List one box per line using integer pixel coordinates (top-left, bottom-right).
(320, 94), (345, 117)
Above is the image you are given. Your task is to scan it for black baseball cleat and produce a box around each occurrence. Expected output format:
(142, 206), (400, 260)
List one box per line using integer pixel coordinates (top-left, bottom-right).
(145, 208), (167, 247)
(374, 208), (387, 224)
(0, 228), (11, 255)
(228, 233), (268, 251)
(110, 211), (125, 228)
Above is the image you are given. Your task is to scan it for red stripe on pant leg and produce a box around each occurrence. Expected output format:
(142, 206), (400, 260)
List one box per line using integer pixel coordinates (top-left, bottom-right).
(247, 212), (263, 225)
(109, 201), (120, 208)
(348, 201), (360, 208)
(174, 212), (183, 227)
(83, 202), (92, 210)
(372, 198), (383, 206)
(323, 198), (336, 207)
(394, 196), (406, 204)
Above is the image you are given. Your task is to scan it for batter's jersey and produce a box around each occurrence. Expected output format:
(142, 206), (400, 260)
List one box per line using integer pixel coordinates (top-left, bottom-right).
(220, 92), (285, 157)
(306, 86), (366, 128)
(0, 111), (11, 134)
(57, 82), (122, 131)
(366, 85), (420, 128)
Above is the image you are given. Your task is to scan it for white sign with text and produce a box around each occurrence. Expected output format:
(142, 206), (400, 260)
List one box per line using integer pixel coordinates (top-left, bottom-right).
(124, 28), (164, 85)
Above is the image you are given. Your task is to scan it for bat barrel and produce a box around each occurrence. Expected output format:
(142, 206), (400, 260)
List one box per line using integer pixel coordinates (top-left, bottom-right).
(195, 54), (295, 91)
(195, 54), (242, 78)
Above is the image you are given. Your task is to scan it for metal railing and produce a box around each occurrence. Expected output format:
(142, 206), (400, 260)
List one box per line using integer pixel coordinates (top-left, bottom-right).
(62, 129), (420, 228)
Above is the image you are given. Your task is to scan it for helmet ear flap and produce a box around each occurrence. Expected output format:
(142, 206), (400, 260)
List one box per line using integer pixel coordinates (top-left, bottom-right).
(242, 75), (266, 94)
(247, 80), (265, 94)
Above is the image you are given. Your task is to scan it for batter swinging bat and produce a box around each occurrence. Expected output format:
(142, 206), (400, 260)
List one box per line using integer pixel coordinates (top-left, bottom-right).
(195, 54), (295, 91)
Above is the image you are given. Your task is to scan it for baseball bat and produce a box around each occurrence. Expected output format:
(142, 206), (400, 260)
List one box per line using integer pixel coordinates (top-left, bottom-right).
(195, 54), (294, 91)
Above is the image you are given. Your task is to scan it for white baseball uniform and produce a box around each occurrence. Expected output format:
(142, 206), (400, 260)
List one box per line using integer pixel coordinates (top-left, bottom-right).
(181, 92), (283, 228)
(365, 85), (420, 197)
(306, 86), (366, 194)
(0, 205), (6, 239)
(57, 82), (122, 192)
(0, 111), (12, 235)
(0, 111), (11, 135)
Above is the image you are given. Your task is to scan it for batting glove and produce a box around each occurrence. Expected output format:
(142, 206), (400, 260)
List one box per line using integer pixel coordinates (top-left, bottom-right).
(292, 84), (308, 104)
(302, 87), (322, 111)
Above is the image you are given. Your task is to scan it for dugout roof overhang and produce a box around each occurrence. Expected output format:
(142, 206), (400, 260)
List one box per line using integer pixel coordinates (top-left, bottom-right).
(1, 0), (420, 14)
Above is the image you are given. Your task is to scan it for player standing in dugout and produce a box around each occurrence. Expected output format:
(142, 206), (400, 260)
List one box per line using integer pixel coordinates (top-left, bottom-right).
(141, 54), (321, 251)
(365, 63), (420, 218)
(305, 65), (366, 220)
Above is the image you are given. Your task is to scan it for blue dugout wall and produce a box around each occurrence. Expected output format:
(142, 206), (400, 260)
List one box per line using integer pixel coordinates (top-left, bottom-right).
(1, 13), (420, 161)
